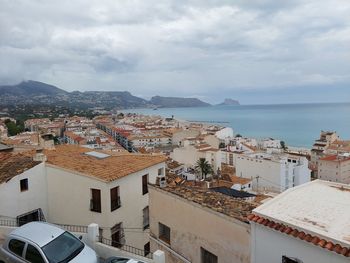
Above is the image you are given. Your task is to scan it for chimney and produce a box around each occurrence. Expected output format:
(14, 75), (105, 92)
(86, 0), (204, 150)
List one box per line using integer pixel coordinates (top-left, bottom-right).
(159, 176), (167, 188)
(33, 148), (47, 162)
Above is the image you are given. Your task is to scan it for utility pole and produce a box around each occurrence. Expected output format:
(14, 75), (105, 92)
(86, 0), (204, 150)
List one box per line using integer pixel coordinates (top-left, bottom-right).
(256, 175), (260, 194)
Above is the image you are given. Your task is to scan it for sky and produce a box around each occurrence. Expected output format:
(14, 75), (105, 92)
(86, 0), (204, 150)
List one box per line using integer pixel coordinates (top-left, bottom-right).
(0, 0), (349, 104)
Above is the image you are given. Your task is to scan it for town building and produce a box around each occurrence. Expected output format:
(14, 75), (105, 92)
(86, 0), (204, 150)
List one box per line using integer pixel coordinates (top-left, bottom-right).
(318, 154), (350, 184)
(149, 184), (257, 263)
(235, 152), (310, 193)
(0, 145), (166, 250)
(249, 180), (350, 263)
(310, 131), (339, 173)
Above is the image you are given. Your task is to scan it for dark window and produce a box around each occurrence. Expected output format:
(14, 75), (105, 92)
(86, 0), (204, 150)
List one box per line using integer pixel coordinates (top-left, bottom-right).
(20, 179), (28, 192)
(110, 186), (121, 211)
(158, 168), (164, 176)
(8, 239), (25, 257)
(142, 174), (148, 195)
(25, 244), (45, 263)
(143, 206), (149, 230)
(159, 222), (170, 244)
(282, 256), (301, 263)
(90, 189), (101, 213)
(144, 242), (150, 257)
(111, 222), (124, 248)
(201, 247), (218, 263)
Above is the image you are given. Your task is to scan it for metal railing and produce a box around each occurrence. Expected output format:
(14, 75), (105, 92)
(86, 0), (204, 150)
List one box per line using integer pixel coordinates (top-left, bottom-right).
(0, 218), (87, 233)
(0, 218), (18, 227)
(55, 223), (88, 233)
(100, 237), (152, 259)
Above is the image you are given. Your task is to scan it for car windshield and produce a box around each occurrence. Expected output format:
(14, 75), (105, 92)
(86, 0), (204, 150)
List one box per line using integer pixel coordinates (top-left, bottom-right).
(42, 231), (84, 263)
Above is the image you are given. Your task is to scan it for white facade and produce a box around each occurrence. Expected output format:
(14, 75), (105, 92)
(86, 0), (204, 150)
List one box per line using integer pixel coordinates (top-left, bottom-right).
(46, 162), (165, 249)
(236, 153), (310, 192)
(0, 156), (166, 250)
(0, 163), (48, 219)
(318, 155), (350, 184)
(171, 146), (222, 173)
(215, 127), (234, 140)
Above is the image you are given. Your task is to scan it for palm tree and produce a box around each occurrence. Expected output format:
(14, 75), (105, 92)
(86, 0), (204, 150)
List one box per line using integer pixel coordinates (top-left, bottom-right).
(195, 158), (213, 180)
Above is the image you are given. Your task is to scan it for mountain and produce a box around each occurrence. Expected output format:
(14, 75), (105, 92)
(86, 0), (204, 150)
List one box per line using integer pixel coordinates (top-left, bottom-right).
(0, 81), (210, 109)
(0, 80), (67, 96)
(150, 96), (211, 108)
(217, 98), (240, 106)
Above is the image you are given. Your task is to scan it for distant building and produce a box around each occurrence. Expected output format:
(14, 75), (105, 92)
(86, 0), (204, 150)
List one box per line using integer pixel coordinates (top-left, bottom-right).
(318, 154), (350, 184)
(249, 180), (350, 263)
(310, 131), (339, 174)
(149, 184), (256, 263)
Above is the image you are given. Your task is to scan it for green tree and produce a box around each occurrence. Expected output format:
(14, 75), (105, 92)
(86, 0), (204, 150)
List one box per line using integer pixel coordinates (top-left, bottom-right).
(195, 158), (213, 180)
(219, 142), (226, 148)
(5, 120), (22, 136)
(235, 134), (242, 138)
(280, 141), (287, 150)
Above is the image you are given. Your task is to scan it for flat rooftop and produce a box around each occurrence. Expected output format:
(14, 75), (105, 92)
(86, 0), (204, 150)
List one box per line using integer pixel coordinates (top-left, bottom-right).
(252, 180), (350, 248)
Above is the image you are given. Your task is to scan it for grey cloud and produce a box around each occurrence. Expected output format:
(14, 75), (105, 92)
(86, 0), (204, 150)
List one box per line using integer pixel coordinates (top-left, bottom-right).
(0, 0), (349, 103)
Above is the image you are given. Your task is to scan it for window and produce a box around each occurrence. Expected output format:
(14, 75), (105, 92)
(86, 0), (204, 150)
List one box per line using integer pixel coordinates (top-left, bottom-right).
(20, 178), (28, 192)
(201, 247), (218, 263)
(8, 239), (25, 257)
(282, 256), (301, 263)
(142, 174), (148, 195)
(158, 168), (164, 176)
(25, 244), (45, 263)
(110, 186), (121, 211)
(90, 189), (101, 213)
(159, 222), (170, 244)
(111, 222), (124, 248)
(144, 242), (150, 257)
(143, 206), (149, 230)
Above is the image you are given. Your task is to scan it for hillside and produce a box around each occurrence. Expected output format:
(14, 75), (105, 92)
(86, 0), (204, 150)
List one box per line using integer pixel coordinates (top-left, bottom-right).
(0, 81), (210, 109)
(150, 96), (211, 108)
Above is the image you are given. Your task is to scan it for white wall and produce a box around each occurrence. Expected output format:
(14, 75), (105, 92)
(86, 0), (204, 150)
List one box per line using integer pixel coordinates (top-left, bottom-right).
(46, 162), (165, 250)
(251, 222), (349, 263)
(0, 163), (48, 219)
(215, 127), (233, 140)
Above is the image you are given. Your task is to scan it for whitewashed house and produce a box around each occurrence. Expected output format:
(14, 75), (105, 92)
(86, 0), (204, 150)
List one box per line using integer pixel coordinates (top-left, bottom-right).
(249, 180), (350, 263)
(235, 152), (310, 192)
(0, 145), (166, 251)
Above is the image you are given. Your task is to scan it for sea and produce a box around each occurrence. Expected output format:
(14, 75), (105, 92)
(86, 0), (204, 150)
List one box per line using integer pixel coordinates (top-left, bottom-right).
(121, 102), (350, 148)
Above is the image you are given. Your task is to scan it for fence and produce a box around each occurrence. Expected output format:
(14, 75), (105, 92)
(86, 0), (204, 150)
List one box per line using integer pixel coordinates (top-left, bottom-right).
(100, 237), (153, 259)
(0, 218), (87, 233)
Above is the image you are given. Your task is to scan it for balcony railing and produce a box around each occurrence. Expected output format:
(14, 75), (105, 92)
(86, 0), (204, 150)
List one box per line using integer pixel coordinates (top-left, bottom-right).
(100, 237), (152, 259)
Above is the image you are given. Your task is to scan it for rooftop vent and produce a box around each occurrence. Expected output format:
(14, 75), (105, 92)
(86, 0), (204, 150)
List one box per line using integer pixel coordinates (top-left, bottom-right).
(85, 151), (110, 159)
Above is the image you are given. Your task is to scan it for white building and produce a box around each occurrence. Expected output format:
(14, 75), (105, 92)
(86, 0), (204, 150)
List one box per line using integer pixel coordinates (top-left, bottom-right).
(318, 154), (350, 184)
(214, 127), (234, 141)
(258, 138), (281, 150)
(171, 144), (222, 174)
(249, 180), (350, 263)
(235, 152), (310, 192)
(0, 146), (166, 250)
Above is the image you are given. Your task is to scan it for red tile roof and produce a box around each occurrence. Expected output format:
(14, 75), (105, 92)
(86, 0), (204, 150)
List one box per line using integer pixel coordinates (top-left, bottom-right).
(248, 214), (350, 257)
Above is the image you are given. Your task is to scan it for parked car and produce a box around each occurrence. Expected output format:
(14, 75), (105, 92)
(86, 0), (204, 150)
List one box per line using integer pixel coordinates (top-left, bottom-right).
(0, 222), (98, 263)
(104, 257), (147, 263)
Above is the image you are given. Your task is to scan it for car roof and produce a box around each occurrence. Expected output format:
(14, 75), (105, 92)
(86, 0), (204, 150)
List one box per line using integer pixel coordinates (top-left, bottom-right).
(10, 222), (65, 247)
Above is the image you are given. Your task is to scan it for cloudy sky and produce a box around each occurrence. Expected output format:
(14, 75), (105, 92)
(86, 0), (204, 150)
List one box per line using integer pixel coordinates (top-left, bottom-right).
(0, 0), (349, 104)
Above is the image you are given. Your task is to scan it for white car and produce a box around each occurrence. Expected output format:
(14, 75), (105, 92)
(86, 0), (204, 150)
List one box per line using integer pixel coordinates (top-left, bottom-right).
(0, 222), (98, 263)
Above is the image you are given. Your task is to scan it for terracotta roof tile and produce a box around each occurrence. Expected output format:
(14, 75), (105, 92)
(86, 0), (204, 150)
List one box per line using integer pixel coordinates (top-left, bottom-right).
(0, 152), (41, 184)
(248, 214), (350, 257)
(44, 145), (166, 182)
